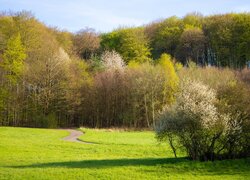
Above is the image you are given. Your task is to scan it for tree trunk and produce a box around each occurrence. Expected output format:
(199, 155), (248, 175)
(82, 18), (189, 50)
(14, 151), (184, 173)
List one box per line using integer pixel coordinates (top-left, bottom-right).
(144, 95), (150, 127)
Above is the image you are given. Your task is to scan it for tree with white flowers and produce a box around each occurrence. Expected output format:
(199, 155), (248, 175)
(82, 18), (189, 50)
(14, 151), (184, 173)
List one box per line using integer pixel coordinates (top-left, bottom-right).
(101, 50), (125, 70)
(156, 79), (226, 160)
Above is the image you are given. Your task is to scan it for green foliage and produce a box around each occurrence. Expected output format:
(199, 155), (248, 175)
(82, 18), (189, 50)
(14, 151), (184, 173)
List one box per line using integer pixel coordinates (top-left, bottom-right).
(217, 82), (250, 158)
(52, 29), (73, 55)
(177, 27), (206, 64)
(232, 14), (250, 67)
(183, 13), (203, 28)
(0, 33), (26, 124)
(1, 33), (26, 84)
(203, 13), (250, 68)
(157, 53), (179, 104)
(156, 73), (250, 160)
(101, 28), (151, 63)
(0, 11), (250, 129)
(128, 60), (140, 68)
(0, 16), (16, 50)
(65, 58), (93, 125)
(143, 12), (250, 68)
(151, 16), (184, 58)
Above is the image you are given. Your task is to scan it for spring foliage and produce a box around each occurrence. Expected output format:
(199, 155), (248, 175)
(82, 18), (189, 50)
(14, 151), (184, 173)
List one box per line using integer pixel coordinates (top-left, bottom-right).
(1, 33), (26, 84)
(0, 10), (249, 147)
(156, 77), (250, 161)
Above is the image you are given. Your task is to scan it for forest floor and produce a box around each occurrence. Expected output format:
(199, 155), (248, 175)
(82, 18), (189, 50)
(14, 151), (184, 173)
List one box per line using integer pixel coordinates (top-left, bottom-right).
(0, 127), (249, 179)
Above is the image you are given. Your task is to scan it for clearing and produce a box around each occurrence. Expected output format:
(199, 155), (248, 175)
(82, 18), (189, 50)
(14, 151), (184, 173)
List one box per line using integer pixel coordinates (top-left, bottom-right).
(0, 127), (249, 179)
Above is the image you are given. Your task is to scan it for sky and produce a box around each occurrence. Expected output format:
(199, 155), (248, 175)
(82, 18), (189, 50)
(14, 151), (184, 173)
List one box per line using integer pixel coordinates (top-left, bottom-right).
(0, 0), (250, 33)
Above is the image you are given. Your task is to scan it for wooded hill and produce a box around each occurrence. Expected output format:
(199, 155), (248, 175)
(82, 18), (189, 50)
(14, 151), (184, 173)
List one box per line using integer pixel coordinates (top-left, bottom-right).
(0, 11), (250, 128)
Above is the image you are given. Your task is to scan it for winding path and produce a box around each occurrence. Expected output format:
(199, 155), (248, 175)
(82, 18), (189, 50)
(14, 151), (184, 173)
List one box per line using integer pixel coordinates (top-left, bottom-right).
(62, 129), (84, 143)
(62, 129), (94, 144)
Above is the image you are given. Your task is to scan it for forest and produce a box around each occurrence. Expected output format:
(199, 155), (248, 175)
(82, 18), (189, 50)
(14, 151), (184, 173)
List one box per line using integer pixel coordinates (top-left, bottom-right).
(0, 3), (250, 178)
(0, 11), (250, 130)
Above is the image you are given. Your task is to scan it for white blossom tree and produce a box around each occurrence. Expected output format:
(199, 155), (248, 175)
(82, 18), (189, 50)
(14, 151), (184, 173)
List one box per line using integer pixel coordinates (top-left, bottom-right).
(101, 50), (125, 70)
(156, 79), (226, 160)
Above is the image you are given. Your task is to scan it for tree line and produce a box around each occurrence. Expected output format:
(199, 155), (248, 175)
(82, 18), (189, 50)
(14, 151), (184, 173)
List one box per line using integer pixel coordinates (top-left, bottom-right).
(0, 11), (249, 128)
(102, 12), (250, 68)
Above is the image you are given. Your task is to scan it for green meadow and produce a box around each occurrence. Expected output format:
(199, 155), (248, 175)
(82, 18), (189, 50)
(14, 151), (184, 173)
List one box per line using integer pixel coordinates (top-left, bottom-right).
(0, 127), (249, 179)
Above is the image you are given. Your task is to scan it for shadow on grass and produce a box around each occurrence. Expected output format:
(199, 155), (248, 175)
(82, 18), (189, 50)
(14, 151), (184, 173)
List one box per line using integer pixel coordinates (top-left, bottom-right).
(9, 157), (188, 169)
(7, 157), (250, 176)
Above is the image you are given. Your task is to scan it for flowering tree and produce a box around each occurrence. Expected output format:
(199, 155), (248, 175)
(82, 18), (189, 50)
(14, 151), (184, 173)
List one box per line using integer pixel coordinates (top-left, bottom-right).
(156, 79), (226, 160)
(101, 50), (125, 70)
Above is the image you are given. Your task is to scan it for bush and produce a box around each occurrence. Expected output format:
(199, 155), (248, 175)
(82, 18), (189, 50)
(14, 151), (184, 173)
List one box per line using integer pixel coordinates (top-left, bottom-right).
(217, 81), (250, 158)
(156, 79), (225, 160)
(156, 77), (250, 161)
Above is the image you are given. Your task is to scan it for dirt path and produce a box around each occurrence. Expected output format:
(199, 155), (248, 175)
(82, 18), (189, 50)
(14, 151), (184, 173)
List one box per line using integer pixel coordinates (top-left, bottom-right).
(62, 129), (85, 143)
(62, 129), (95, 144)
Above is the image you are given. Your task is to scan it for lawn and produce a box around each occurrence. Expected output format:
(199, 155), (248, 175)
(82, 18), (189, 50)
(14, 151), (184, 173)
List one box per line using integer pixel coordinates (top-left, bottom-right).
(0, 127), (249, 179)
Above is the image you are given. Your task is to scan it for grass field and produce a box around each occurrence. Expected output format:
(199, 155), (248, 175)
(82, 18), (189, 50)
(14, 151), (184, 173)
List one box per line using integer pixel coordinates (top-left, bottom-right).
(0, 127), (249, 179)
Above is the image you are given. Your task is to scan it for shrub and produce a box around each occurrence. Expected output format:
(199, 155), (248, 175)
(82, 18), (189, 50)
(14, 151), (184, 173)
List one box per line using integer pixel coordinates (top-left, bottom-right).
(156, 79), (226, 161)
(217, 81), (250, 158)
(156, 77), (250, 161)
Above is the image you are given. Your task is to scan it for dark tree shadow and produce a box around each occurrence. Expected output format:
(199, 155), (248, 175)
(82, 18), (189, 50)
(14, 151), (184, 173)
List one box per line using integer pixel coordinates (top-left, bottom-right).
(6, 157), (250, 176)
(8, 157), (188, 169)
